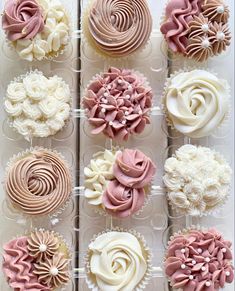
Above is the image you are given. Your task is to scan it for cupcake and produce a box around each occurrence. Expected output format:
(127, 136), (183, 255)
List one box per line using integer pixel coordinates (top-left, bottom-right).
(5, 147), (72, 216)
(164, 227), (234, 291)
(83, 67), (153, 141)
(2, 0), (70, 61)
(163, 145), (232, 216)
(4, 70), (71, 140)
(85, 229), (152, 290)
(82, 0), (152, 58)
(84, 147), (156, 218)
(2, 229), (71, 290)
(162, 69), (230, 138)
(160, 0), (231, 62)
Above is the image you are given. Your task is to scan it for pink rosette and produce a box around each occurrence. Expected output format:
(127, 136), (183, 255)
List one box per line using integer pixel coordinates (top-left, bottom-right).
(102, 180), (145, 218)
(113, 149), (156, 189)
(165, 228), (234, 291)
(2, 0), (45, 41)
(83, 67), (153, 141)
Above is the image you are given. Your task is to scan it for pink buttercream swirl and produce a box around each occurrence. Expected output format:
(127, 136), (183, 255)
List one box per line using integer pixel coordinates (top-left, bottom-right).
(113, 149), (156, 189)
(165, 229), (234, 291)
(102, 179), (145, 218)
(83, 67), (153, 141)
(160, 0), (202, 53)
(2, 236), (50, 291)
(2, 0), (45, 41)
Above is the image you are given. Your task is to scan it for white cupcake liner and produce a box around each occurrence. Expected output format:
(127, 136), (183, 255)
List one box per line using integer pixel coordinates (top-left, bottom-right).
(161, 67), (231, 138)
(3, 0), (72, 62)
(4, 69), (73, 141)
(1, 227), (72, 290)
(4, 146), (73, 219)
(164, 144), (232, 218)
(84, 227), (152, 291)
(81, 0), (153, 62)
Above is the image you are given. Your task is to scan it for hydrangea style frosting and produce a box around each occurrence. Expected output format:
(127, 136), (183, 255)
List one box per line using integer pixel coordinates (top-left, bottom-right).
(83, 67), (153, 141)
(160, 0), (231, 61)
(163, 145), (232, 216)
(165, 228), (234, 291)
(84, 148), (156, 218)
(4, 70), (71, 140)
(2, 230), (70, 291)
(2, 0), (70, 61)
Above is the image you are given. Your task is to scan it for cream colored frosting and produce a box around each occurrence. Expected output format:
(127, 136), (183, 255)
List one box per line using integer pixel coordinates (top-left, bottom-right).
(5, 71), (71, 140)
(163, 145), (232, 216)
(13, 0), (70, 61)
(163, 69), (229, 138)
(84, 149), (121, 207)
(88, 231), (148, 291)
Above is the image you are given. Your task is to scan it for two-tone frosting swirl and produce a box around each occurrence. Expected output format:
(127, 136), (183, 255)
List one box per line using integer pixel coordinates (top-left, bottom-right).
(5, 148), (72, 216)
(165, 228), (234, 291)
(85, 0), (152, 57)
(87, 231), (148, 291)
(163, 69), (229, 138)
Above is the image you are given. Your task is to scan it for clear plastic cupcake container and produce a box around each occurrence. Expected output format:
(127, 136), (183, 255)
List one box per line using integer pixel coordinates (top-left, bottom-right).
(0, 0), (234, 290)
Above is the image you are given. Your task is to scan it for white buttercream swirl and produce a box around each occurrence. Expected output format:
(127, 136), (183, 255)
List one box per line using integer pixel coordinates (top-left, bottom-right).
(87, 231), (148, 291)
(163, 69), (229, 138)
(4, 71), (71, 140)
(84, 149), (121, 207)
(13, 0), (70, 61)
(163, 144), (232, 216)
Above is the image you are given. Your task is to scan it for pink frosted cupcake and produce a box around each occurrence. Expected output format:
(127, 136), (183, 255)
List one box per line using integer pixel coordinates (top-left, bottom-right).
(84, 147), (156, 217)
(165, 227), (234, 291)
(82, 67), (153, 141)
(160, 0), (231, 62)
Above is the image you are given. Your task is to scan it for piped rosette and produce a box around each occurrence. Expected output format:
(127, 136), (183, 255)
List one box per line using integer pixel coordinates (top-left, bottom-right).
(84, 148), (156, 218)
(160, 0), (231, 62)
(164, 227), (234, 291)
(82, 67), (153, 142)
(2, 229), (71, 291)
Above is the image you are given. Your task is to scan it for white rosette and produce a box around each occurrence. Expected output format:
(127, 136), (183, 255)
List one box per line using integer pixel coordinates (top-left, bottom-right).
(4, 69), (72, 141)
(3, 146), (73, 221)
(84, 227), (152, 291)
(161, 67), (231, 139)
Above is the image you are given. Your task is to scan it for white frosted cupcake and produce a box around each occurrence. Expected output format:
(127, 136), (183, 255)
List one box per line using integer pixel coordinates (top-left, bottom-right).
(2, 0), (70, 61)
(85, 228), (152, 291)
(4, 70), (71, 140)
(163, 144), (232, 216)
(162, 69), (230, 138)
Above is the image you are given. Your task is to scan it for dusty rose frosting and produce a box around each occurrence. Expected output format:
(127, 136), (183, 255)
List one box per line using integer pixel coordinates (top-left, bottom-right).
(5, 149), (72, 216)
(160, 0), (202, 53)
(2, 236), (50, 291)
(165, 228), (234, 291)
(2, 0), (45, 41)
(83, 67), (153, 141)
(102, 180), (145, 218)
(113, 149), (156, 189)
(86, 0), (152, 57)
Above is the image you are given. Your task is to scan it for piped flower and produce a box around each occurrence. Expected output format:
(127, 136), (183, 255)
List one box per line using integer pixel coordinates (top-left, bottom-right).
(188, 14), (212, 38)
(186, 35), (213, 62)
(202, 0), (229, 23)
(210, 22), (231, 55)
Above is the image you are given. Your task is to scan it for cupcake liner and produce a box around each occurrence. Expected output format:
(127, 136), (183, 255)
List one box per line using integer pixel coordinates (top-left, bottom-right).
(84, 227), (152, 291)
(81, 0), (153, 62)
(4, 146), (73, 219)
(4, 69), (73, 141)
(1, 227), (72, 290)
(161, 67), (231, 139)
(3, 0), (72, 62)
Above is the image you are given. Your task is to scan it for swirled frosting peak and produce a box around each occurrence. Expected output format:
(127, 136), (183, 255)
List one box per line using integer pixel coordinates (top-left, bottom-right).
(5, 148), (72, 216)
(165, 228), (234, 291)
(163, 145), (232, 216)
(85, 0), (152, 57)
(87, 231), (149, 291)
(2, 0), (45, 41)
(163, 69), (229, 138)
(83, 67), (153, 141)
